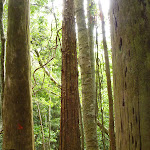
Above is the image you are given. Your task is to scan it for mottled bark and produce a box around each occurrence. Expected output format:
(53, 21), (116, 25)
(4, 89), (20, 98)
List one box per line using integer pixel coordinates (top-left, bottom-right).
(3, 0), (34, 149)
(79, 98), (84, 150)
(98, 1), (116, 150)
(59, 0), (81, 149)
(110, 0), (150, 150)
(87, 0), (96, 117)
(75, 0), (98, 149)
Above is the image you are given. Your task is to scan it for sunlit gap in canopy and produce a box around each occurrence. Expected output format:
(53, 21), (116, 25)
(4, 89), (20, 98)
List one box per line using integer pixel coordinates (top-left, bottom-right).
(51, 0), (110, 20)
(48, 0), (111, 47)
(93, 0), (111, 53)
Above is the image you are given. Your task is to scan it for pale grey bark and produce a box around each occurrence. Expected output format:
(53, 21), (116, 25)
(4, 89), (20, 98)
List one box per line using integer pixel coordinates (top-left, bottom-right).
(75, 0), (98, 149)
(87, 0), (97, 119)
(79, 98), (84, 150)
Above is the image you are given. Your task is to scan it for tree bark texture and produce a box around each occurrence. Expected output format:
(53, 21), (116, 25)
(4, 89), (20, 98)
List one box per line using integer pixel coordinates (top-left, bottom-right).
(110, 0), (150, 150)
(87, 0), (96, 117)
(98, 1), (116, 150)
(59, 0), (81, 149)
(79, 98), (84, 150)
(0, 0), (5, 128)
(3, 0), (34, 149)
(75, 0), (99, 149)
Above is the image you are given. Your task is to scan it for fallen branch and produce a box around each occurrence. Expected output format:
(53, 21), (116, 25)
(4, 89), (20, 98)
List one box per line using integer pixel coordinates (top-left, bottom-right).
(97, 120), (109, 136)
(34, 50), (61, 89)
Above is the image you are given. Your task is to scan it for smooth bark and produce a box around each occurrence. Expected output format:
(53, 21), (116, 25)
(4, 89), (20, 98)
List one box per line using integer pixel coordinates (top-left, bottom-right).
(3, 0), (34, 149)
(110, 0), (150, 149)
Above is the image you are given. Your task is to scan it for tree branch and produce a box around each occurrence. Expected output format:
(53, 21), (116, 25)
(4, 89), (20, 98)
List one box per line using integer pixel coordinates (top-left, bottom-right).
(97, 120), (109, 136)
(34, 50), (61, 89)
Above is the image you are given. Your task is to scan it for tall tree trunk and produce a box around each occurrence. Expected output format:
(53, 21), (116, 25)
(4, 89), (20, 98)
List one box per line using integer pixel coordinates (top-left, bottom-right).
(59, 0), (81, 149)
(96, 26), (106, 149)
(87, 0), (97, 117)
(110, 0), (150, 150)
(98, 1), (116, 150)
(0, 0), (6, 128)
(75, 0), (99, 149)
(87, 0), (95, 78)
(3, 0), (34, 149)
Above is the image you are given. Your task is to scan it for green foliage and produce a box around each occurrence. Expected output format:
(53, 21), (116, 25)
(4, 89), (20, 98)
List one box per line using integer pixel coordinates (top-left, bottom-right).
(30, 0), (62, 149)
(0, 0), (112, 149)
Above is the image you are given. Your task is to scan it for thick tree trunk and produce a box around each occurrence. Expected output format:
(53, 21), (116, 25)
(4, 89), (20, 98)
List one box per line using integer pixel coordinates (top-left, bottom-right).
(59, 0), (81, 149)
(75, 0), (99, 149)
(98, 1), (116, 150)
(110, 0), (150, 150)
(3, 0), (34, 149)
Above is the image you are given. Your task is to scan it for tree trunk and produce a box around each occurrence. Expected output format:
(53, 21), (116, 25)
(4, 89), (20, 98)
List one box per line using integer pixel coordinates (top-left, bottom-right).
(110, 0), (150, 150)
(87, 0), (97, 118)
(0, 0), (5, 130)
(79, 98), (84, 150)
(75, 0), (99, 149)
(98, 1), (116, 150)
(3, 0), (34, 149)
(96, 28), (106, 149)
(59, 0), (81, 149)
